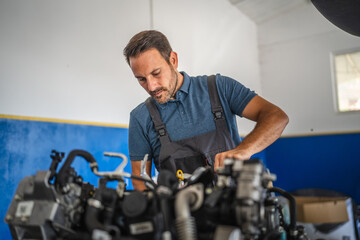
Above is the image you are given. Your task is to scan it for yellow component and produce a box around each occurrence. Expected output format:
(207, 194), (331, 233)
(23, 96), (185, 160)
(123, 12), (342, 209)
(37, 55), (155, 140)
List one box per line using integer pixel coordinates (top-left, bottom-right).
(177, 170), (184, 181)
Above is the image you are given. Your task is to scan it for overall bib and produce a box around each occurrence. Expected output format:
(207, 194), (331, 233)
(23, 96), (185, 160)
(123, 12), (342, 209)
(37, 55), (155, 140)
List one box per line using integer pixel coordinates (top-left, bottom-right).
(145, 75), (236, 175)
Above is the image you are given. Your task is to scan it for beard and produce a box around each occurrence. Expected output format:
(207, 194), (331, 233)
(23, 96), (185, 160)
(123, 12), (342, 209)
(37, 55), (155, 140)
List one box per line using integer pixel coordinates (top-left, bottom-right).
(150, 67), (178, 104)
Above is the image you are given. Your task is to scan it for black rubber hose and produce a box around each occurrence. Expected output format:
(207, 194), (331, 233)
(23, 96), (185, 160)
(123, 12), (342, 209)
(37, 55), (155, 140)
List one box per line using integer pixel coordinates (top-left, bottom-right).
(85, 205), (105, 232)
(84, 190), (106, 232)
(268, 187), (297, 232)
(160, 197), (172, 233)
(130, 175), (157, 188)
(56, 150), (97, 187)
(57, 150), (156, 189)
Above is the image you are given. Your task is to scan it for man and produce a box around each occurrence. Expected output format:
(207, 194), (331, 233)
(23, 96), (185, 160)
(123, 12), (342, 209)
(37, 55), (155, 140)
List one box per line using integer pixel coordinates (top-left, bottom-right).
(124, 30), (289, 191)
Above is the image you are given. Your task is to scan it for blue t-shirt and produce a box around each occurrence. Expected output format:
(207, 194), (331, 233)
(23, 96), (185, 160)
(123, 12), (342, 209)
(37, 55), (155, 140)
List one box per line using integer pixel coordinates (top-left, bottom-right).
(129, 72), (256, 170)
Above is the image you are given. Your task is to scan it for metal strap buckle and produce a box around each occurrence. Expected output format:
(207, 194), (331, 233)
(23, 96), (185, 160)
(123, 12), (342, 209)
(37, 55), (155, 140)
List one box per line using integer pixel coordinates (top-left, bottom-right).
(214, 111), (223, 119)
(158, 128), (166, 136)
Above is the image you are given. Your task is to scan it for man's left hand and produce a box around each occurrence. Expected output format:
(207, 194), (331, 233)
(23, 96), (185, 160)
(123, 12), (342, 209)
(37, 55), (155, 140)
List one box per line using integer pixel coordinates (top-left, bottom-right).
(214, 149), (250, 171)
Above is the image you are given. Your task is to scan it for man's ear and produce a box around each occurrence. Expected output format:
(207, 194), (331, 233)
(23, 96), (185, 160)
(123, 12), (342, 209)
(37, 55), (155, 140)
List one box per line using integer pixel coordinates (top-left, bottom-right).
(169, 51), (178, 69)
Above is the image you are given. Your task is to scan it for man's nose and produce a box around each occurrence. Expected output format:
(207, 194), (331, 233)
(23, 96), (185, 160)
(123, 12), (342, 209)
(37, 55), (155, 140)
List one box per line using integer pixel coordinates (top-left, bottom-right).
(146, 77), (158, 92)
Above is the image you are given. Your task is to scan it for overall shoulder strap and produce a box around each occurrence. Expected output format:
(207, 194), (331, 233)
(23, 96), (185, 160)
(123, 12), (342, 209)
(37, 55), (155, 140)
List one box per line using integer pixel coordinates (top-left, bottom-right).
(145, 97), (171, 143)
(207, 75), (225, 121)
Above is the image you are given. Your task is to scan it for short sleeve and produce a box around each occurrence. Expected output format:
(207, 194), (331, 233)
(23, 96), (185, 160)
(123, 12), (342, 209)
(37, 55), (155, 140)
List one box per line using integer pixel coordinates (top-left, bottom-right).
(128, 111), (153, 162)
(216, 75), (257, 117)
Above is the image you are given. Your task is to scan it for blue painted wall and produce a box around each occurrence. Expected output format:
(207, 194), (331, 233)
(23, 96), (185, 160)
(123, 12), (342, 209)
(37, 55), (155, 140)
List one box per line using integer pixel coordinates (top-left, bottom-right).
(266, 133), (360, 204)
(1, 117), (359, 239)
(0, 118), (132, 239)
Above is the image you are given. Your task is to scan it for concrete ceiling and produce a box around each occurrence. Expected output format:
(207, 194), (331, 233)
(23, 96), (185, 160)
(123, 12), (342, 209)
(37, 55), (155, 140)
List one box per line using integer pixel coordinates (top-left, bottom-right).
(228, 0), (311, 24)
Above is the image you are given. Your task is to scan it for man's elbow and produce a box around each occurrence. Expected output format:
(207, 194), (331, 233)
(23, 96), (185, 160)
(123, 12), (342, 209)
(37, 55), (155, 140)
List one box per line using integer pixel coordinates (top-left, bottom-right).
(276, 108), (289, 132)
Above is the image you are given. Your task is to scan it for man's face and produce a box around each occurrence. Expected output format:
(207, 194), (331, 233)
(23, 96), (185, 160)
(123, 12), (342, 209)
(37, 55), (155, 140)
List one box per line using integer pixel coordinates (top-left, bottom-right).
(129, 48), (178, 104)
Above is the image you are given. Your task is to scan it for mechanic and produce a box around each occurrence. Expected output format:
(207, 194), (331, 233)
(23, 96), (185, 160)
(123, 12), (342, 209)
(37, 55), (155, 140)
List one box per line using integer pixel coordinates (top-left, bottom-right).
(123, 30), (289, 191)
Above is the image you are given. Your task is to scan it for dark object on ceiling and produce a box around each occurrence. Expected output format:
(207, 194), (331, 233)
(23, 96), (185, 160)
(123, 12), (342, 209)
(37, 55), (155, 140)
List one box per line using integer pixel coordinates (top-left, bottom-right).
(311, 0), (360, 37)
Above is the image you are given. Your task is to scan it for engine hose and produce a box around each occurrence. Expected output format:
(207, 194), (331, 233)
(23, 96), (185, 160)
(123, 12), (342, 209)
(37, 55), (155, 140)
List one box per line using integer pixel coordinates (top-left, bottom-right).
(160, 198), (172, 233)
(175, 192), (196, 240)
(175, 184), (204, 240)
(176, 216), (197, 240)
(268, 187), (297, 232)
(85, 203), (105, 232)
(85, 190), (106, 233)
(56, 150), (97, 187)
(131, 175), (157, 188)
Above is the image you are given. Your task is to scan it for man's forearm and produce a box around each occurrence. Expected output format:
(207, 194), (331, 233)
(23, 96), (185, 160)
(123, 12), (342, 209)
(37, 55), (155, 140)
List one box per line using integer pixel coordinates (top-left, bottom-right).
(214, 104), (289, 168)
(131, 160), (152, 191)
(132, 179), (148, 191)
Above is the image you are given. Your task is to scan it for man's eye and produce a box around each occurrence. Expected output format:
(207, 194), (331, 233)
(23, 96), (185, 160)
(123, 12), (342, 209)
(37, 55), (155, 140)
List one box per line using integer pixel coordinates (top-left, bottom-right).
(153, 71), (160, 76)
(138, 78), (146, 82)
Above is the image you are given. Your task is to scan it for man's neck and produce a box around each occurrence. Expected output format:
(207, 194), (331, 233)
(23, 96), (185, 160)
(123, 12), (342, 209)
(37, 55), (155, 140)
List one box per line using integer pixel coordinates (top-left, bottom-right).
(170, 71), (184, 99)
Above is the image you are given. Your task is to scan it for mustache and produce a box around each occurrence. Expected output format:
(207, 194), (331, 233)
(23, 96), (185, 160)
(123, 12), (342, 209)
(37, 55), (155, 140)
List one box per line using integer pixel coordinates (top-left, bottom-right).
(150, 88), (167, 96)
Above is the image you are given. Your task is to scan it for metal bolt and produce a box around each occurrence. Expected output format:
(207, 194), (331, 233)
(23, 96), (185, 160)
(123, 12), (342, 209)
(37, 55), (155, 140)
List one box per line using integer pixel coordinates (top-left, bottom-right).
(21, 216), (28, 223)
(205, 187), (213, 195)
(14, 194), (22, 201)
(5, 215), (13, 222)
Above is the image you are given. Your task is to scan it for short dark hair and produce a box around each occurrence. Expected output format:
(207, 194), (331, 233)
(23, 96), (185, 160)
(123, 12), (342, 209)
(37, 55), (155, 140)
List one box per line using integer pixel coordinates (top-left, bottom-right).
(123, 30), (172, 65)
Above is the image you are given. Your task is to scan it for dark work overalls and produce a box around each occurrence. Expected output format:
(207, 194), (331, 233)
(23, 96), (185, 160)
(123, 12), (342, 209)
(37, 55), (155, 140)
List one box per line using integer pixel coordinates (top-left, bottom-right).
(145, 75), (236, 175)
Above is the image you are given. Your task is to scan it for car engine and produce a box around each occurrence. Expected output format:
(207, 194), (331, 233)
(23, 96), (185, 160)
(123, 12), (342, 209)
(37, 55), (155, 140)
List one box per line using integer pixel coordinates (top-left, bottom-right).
(5, 150), (307, 240)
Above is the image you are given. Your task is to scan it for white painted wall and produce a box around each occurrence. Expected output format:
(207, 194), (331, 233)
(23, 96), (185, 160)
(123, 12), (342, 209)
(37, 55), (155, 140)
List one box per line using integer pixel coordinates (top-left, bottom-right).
(258, 3), (360, 135)
(153, 0), (261, 134)
(0, 0), (151, 125)
(0, 0), (261, 134)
